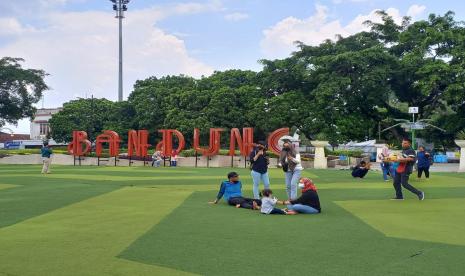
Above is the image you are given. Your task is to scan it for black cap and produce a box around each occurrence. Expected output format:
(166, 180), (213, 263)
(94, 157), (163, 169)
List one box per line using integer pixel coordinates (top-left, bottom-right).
(227, 172), (238, 179)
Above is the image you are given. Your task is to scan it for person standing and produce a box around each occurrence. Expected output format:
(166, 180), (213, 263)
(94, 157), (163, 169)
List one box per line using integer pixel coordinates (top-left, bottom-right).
(378, 146), (393, 181)
(170, 149), (178, 167)
(41, 142), (53, 174)
(249, 141), (270, 199)
(279, 139), (303, 200)
(392, 138), (425, 200)
(417, 146), (431, 179)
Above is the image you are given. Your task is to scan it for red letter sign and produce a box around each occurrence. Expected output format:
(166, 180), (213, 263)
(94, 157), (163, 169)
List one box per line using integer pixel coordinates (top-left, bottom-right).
(157, 129), (185, 157)
(193, 128), (224, 156)
(267, 128), (289, 155)
(228, 128), (254, 156)
(127, 130), (151, 157)
(67, 131), (91, 156)
(95, 130), (121, 157)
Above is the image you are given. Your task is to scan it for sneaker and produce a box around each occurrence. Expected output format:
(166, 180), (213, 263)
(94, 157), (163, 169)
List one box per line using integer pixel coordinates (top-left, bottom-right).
(418, 191), (425, 201)
(390, 197), (404, 200)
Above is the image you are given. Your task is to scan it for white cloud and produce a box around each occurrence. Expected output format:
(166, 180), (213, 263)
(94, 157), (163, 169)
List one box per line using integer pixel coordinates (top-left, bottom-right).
(260, 4), (421, 59)
(172, 0), (224, 14)
(407, 4), (426, 19)
(0, 17), (35, 36)
(224, 12), (249, 22)
(0, 5), (215, 109)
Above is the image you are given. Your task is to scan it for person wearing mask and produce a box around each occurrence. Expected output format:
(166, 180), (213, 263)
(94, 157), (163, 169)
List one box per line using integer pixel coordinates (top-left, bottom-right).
(282, 178), (321, 214)
(279, 139), (303, 200)
(249, 141), (270, 199)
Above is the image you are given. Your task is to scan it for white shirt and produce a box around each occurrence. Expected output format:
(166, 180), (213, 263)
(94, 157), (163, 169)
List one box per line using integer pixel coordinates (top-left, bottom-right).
(261, 196), (278, 214)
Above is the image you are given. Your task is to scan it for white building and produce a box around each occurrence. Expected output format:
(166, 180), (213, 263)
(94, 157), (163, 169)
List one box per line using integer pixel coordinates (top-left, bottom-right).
(30, 108), (62, 140)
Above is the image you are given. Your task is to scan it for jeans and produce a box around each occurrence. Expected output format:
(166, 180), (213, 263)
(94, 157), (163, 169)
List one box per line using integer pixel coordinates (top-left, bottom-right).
(251, 170), (270, 199)
(381, 162), (392, 181)
(171, 160), (177, 167)
(393, 172), (422, 199)
(152, 160), (161, 167)
(285, 170), (301, 200)
(287, 204), (319, 214)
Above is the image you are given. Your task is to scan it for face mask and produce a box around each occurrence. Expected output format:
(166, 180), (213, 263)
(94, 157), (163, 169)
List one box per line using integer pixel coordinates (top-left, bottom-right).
(298, 183), (305, 189)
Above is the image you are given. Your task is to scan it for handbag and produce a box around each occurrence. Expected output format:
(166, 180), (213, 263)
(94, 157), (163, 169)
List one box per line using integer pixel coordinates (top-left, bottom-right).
(282, 162), (289, 172)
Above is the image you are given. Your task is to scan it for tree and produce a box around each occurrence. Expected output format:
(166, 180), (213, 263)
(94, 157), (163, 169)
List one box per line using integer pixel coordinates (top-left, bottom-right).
(0, 57), (48, 127)
(49, 98), (115, 143)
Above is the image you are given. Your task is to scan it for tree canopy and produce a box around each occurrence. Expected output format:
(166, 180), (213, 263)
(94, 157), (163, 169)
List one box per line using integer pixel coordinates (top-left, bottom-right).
(0, 57), (49, 127)
(49, 11), (465, 148)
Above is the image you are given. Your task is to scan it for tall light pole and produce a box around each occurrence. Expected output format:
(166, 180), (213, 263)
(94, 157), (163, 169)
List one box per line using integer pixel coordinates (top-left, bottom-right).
(110, 0), (130, 102)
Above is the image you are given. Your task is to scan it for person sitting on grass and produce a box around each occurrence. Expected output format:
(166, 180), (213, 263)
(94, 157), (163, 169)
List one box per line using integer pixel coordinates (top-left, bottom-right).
(260, 189), (290, 215)
(351, 161), (371, 178)
(282, 178), (321, 214)
(209, 172), (261, 210)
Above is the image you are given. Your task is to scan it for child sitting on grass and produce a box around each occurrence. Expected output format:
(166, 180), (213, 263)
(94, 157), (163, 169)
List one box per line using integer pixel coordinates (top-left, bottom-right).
(260, 189), (293, 215)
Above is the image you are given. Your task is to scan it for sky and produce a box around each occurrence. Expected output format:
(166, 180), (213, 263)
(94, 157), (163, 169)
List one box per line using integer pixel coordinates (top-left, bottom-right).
(1, 0), (463, 133)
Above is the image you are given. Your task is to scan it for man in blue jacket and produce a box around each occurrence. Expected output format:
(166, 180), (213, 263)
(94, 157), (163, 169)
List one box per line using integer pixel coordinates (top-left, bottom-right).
(210, 172), (261, 209)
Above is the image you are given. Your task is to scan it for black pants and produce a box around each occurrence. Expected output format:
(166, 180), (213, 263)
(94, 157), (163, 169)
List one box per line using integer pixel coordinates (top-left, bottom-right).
(418, 167), (430, 178)
(228, 197), (262, 209)
(269, 208), (286, 215)
(393, 172), (421, 199)
(352, 168), (368, 178)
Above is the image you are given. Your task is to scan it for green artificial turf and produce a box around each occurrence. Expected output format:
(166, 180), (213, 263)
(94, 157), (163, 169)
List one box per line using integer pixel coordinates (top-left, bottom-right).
(1, 164), (465, 276)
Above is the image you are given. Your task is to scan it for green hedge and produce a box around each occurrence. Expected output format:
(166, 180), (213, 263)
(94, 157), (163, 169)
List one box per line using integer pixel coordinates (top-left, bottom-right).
(325, 149), (364, 158)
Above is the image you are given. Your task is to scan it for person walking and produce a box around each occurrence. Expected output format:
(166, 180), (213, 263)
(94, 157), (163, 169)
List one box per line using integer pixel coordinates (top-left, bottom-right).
(249, 141), (270, 199)
(41, 142), (53, 174)
(392, 138), (425, 200)
(279, 139), (303, 200)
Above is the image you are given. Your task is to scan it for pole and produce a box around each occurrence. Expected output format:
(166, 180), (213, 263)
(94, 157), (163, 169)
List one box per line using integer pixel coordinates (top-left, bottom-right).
(378, 122), (381, 141)
(412, 113), (415, 149)
(118, 7), (123, 102)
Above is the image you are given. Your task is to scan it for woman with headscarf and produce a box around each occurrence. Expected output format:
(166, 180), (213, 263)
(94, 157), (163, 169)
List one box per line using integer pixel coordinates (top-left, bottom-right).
(279, 139), (303, 200)
(282, 178), (321, 214)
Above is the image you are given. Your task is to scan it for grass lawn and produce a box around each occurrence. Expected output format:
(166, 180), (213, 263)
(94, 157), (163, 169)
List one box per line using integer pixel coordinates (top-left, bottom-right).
(1, 164), (465, 275)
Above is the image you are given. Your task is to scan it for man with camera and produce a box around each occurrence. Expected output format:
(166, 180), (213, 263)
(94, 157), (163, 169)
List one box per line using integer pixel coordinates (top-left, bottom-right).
(249, 141), (271, 199)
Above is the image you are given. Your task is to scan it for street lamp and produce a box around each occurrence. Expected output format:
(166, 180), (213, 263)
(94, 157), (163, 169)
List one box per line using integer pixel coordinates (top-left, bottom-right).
(110, 0), (130, 102)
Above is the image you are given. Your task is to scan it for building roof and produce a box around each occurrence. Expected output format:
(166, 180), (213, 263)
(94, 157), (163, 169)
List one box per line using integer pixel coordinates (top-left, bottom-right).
(0, 132), (31, 143)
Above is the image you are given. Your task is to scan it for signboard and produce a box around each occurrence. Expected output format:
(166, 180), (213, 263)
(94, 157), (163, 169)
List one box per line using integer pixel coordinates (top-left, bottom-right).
(408, 107), (419, 114)
(401, 122), (425, 130)
(68, 127), (291, 158)
(5, 141), (21, 149)
(410, 122), (425, 130)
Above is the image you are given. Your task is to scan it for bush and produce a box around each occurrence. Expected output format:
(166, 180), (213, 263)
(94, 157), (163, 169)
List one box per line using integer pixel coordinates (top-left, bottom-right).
(325, 149), (364, 158)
